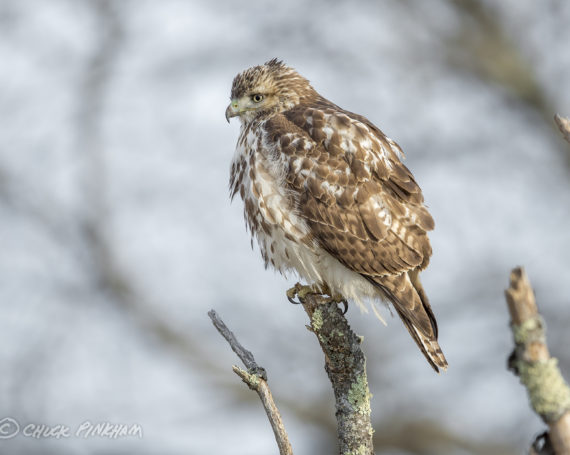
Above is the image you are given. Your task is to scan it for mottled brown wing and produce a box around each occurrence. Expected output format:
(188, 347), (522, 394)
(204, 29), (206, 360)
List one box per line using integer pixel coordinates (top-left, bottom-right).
(263, 103), (435, 335)
(282, 103), (433, 269)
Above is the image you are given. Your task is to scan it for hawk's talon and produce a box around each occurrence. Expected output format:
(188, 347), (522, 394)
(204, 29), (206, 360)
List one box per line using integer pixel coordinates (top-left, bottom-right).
(287, 283), (348, 313)
(286, 283), (322, 304)
(286, 283), (303, 304)
(287, 294), (301, 305)
(329, 293), (349, 314)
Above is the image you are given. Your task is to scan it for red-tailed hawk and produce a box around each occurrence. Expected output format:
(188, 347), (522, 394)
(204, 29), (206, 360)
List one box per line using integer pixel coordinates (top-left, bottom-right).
(226, 59), (447, 372)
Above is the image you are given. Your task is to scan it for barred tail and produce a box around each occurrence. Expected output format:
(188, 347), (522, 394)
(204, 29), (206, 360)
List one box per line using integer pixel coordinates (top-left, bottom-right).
(398, 313), (448, 373)
(364, 270), (448, 373)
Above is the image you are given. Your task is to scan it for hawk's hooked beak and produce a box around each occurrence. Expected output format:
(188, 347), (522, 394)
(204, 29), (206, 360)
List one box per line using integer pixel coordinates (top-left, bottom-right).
(225, 100), (239, 123)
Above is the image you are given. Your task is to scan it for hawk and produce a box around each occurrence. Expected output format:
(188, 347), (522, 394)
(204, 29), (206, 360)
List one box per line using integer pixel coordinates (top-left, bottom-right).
(226, 59), (447, 372)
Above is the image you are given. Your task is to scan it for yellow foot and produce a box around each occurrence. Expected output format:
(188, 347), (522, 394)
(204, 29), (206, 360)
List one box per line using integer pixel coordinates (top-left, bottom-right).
(317, 283), (348, 313)
(286, 283), (349, 313)
(286, 283), (320, 304)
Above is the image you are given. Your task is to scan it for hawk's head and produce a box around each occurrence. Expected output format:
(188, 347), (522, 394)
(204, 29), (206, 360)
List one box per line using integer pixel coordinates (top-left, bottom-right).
(226, 59), (316, 124)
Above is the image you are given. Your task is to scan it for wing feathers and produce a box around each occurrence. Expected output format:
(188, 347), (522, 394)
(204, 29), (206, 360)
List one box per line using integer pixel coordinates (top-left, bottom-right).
(271, 105), (434, 278)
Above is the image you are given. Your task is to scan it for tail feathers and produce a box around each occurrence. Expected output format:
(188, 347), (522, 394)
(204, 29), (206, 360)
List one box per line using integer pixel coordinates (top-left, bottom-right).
(364, 271), (448, 373)
(398, 310), (448, 373)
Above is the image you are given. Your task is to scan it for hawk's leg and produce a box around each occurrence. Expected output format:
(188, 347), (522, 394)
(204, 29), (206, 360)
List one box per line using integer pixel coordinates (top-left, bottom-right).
(286, 282), (349, 314)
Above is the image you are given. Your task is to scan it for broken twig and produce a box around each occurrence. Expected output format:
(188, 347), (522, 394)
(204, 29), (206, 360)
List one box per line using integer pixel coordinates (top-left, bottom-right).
(505, 267), (570, 454)
(208, 310), (293, 455)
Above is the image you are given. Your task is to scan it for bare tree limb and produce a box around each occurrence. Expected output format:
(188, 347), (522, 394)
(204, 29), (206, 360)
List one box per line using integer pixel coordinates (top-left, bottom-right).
(296, 289), (374, 455)
(208, 310), (293, 455)
(555, 114), (570, 145)
(505, 267), (570, 454)
(207, 309), (266, 380)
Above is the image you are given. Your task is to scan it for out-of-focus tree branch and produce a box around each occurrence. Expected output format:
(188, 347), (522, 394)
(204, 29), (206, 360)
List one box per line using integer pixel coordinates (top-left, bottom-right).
(447, 0), (548, 108)
(505, 267), (570, 454)
(445, 0), (570, 166)
(72, 0), (227, 379)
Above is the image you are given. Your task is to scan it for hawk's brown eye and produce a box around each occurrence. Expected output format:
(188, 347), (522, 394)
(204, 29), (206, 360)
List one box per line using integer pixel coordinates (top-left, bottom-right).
(251, 94), (264, 103)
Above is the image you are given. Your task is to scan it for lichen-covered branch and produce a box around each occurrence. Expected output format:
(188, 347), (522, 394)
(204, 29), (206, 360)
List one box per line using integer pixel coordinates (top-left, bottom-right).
(505, 267), (570, 454)
(208, 310), (293, 455)
(299, 292), (374, 455)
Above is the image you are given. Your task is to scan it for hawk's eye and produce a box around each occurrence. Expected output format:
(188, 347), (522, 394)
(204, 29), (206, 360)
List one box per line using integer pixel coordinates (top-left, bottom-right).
(251, 94), (264, 103)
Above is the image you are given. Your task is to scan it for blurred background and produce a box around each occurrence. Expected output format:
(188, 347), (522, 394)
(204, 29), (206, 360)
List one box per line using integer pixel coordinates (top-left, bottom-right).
(1, 0), (569, 453)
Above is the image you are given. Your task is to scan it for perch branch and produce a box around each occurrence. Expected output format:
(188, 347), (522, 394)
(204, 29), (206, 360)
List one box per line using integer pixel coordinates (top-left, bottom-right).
(505, 267), (570, 454)
(208, 310), (293, 455)
(297, 289), (374, 455)
(555, 114), (570, 145)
